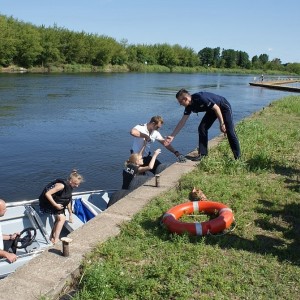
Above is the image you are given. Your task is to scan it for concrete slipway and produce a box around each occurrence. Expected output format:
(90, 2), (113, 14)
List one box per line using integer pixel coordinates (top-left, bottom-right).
(0, 135), (224, 300)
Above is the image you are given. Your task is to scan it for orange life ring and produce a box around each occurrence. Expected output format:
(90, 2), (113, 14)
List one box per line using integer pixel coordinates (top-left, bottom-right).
(162, 200), (234, 236)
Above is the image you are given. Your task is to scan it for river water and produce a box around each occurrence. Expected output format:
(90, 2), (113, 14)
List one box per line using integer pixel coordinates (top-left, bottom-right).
(0, 72), (295, 201)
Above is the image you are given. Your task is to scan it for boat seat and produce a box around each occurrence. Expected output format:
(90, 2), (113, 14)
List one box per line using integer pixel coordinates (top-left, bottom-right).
(86, 192), (109, 212)
(64, 212), (84, 232)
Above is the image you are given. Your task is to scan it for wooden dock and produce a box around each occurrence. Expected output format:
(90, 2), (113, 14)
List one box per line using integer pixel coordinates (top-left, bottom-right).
(249, 79), (300, 92)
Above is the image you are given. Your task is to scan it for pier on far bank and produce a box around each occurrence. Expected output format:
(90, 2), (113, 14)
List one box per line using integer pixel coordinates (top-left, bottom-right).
(249, 79), (300, 92)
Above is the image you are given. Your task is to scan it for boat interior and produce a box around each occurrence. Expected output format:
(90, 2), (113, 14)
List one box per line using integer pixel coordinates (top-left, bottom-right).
(0, 189), (113, 278)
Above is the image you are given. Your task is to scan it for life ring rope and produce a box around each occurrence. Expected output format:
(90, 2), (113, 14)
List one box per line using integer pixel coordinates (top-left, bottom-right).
(208, 219), (237, 237)
(162, 200), (234, 236)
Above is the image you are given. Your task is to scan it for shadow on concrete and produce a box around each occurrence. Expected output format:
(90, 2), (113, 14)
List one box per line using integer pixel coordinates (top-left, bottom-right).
(48, 248), (63, 256)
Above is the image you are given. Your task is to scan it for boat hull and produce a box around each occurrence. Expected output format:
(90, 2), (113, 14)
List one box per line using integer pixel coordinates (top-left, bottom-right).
(0, 189), (115, 278)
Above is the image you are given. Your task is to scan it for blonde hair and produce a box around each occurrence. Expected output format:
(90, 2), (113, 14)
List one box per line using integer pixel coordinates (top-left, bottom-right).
(125, 153), (141, 167)
(68, 169), (84, 183)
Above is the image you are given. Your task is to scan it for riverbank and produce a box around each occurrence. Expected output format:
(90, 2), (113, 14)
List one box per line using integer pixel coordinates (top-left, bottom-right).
(68, 95), (300, 300)
(1, 64), (297, 76)
(0, 95), (299, 300)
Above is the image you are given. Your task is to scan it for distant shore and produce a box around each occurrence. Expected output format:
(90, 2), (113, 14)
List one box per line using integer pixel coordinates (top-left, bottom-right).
(0, 64), (297, 76)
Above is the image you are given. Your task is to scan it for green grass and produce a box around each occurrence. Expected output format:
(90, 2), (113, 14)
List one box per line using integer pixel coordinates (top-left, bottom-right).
(68, 95), (300, 300)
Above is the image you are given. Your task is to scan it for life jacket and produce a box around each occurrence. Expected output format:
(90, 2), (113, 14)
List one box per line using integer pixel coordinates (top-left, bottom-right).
(39, 179), (73, 211)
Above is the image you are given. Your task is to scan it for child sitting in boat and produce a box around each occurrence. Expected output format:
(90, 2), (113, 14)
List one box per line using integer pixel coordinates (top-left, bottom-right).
(122, 140), (161, 190)
(39, 170), (83, 244)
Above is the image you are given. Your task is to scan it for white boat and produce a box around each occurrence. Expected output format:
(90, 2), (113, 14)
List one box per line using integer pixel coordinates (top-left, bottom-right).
(0, 189), (116, 279)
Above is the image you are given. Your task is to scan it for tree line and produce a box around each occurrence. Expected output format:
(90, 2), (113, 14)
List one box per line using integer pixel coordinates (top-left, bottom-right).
(1, 14), (299, 74)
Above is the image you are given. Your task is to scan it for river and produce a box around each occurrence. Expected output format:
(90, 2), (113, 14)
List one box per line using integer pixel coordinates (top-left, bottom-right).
(0, 72), (295, 201)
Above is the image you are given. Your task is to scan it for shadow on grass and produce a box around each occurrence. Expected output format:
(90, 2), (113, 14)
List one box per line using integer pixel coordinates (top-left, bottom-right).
(221, 198), (299, 265)
(234, 197), (298, 264)
(246, 155), (273, 172)
(284, 177), (300, 193)
(247, 155), (298, 176)
(254, 199), (300, 263)
(247, 156), (300, 193)
(274, 164), (300, 193)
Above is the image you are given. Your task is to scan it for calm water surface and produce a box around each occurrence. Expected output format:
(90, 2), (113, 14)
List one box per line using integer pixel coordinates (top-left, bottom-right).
(0, 73), (295, 201)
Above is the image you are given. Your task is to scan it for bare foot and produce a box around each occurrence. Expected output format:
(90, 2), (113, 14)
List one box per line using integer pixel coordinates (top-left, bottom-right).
(51, 238), (60, 245)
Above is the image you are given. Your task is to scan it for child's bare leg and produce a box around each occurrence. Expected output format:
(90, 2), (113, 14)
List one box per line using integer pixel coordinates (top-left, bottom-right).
(51, 214), (66, 244)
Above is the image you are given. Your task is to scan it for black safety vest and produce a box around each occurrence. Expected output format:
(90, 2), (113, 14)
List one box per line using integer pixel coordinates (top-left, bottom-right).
(39, 179), (73, 210)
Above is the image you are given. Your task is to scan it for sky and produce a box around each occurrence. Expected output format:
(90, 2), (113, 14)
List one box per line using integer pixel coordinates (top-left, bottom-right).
(1, 0), (299, 64)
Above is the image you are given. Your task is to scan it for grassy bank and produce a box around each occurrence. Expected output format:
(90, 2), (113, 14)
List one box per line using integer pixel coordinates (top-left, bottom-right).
(1, 64), (298, 76)
(68, 96), (299, 300)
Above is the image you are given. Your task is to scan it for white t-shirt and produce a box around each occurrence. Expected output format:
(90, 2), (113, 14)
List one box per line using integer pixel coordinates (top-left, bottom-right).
(131, 123), (163, 157)
(0, 223), (3, 250)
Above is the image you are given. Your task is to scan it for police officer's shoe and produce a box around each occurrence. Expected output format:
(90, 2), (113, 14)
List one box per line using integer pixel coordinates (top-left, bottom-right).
(190, 155), (203, 162)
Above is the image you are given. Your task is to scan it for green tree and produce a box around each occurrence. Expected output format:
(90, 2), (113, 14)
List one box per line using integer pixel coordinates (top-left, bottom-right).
(80, 33), (100, 65)
(221, 49), (237, 68)
(70, 31), (89, 64)
(92, 36), (121, 66)
(136, 44), (151, 64)
(110, 42), (128, 65)
(251, 55), (261, 69)
(198, 47), (214, 66)
(212, 47), (221, 67)
(126, 45), (138, 63)
(198, 47), (221, 67)
(93, 45), (111, 66)
(14, 22), (43, 67)
(0, 16), (18, 66)
(0, 14), (295, 72)
(58, 29), (86, 64)
(37, 25), (61, 66)
(259, 53), (269, 65)
(285, 63), (300, 74)
(266, 58), (283, 71)
(155, 44), (178, 67)
(174, 45), (199, 67)
(236, 51), (251, 68)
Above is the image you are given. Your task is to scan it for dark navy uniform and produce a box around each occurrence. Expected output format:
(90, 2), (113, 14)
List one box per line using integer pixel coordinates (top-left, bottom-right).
(122, 163), (139, 190)
(184, 92), (240, 159)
